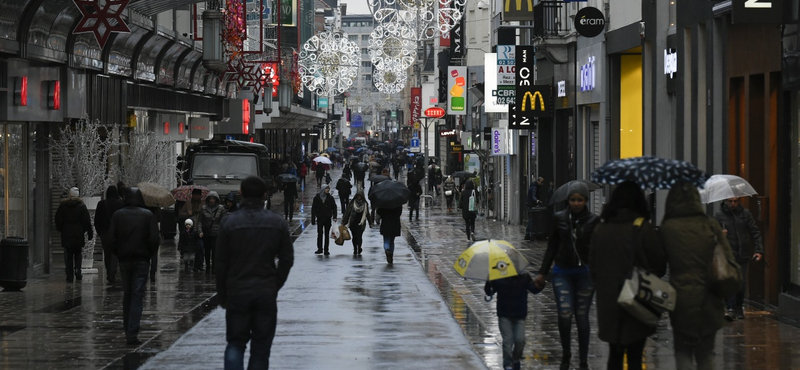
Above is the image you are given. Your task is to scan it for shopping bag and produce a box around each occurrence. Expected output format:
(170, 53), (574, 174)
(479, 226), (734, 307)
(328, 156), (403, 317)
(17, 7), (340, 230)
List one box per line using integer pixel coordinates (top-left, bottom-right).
(468, 190), (477, 212)
(445, 190), (453, 196)
(339, 224), (351, 241)
(617, 267), (677, 327)
(709, 234), (741, 298)
(330, 222), (340, 239)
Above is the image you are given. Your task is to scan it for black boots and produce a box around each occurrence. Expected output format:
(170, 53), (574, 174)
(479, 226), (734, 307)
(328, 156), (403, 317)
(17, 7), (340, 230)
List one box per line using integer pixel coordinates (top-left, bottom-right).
(314, 248), (323, 254)
(353, 246), (358, 255)
(385, 251), (393, 264)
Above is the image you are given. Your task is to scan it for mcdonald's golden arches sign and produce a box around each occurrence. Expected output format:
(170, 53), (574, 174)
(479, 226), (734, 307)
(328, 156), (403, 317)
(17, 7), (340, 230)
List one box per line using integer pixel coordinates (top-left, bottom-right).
(503, 0), (534, 21)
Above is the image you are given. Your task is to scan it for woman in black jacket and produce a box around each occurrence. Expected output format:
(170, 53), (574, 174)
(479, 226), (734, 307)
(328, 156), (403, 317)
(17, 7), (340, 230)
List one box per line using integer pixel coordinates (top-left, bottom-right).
(459, 180), (478, 241)
(311, 184), (337, 255)
(534, 182), (600, 370)
(376, 205), (402, 264)
(95, 185), (125, 285)
(342, 190), (373, 255)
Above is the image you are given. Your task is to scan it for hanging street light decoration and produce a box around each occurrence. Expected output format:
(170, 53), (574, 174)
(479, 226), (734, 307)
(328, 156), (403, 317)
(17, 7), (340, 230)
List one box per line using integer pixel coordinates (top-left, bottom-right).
(367, 0), (465, 41)
(373, 68), (408, 95)
(368, 20), (417, 71)
(299, 31), (360, 97)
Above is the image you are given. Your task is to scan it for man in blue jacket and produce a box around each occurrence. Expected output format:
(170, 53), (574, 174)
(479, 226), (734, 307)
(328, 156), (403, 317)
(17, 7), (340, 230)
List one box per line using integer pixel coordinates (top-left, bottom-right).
(485, 272), (543, 370)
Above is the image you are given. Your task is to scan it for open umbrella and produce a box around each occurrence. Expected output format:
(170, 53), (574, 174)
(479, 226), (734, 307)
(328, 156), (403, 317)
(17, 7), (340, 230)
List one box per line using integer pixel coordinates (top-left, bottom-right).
(347, 146), (356, 151)
(326, 147), (339, 152)
(353, 162), (369, 173)
(277, 173), (300, 183)
(321, 153), (330, 158)
(171, 185), (210, 202)
(452, 171), (476, 180)
(369, 174), (392, 184)
(699, 174), (758, 204)
(356, 147), (366, 153)
(591, 155), (710, 189)
(368, 180), (410, 208)
(137, 182), (175, 208)
(547, 180), (602, 206)
(453, 239), (533, 282)
(313, 156), (333, 165)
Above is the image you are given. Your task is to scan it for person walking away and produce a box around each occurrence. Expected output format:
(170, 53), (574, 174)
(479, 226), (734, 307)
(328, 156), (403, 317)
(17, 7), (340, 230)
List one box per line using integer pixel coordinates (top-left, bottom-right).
(336, 175), (352, 216)
(315, 162), (326, 187)
(311, 184), (337, 255)
(216, 176), (294, 370)
(55, 187), (94, 282)
(109, 187), (160, 345)
(179, 188), (205, 271)
(443, 176), (457, 213)
(342, 190), (373, 255)
(377, 205), (402, 264)
(484, 272), (544, 370)
(283, 181), (298, 220)
(660, 181), (736, 370)
(199, 191), (226, 273)
(589, 181), (666, 370)
(460, 181), (479, 241)
(714, 196), (763, 321)
(524, 177), (543, 240)
(299, 163), (308, 190)
(94, 185), (124, 285)
(408, 174), (422, 221)
(534, 182), (599, 370)
(179, 219), (201, 272)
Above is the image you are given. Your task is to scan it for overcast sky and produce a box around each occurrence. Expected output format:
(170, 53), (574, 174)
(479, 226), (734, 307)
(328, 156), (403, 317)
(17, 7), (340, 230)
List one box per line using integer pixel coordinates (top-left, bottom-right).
(340, 0), (371, 15)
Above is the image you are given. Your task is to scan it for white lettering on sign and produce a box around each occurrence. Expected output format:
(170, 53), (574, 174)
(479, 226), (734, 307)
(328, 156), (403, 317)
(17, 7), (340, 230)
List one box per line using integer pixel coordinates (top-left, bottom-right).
(745, 0), (772, 8)
(518, 67), (531, 86)
(557, 81), (566, 97)
(664, 48), (677, 78)
(580, 56), (595, 92)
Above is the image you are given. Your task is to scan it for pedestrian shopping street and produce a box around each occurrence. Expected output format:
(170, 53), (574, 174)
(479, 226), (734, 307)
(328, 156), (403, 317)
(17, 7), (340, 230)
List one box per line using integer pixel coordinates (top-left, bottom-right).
(1, 169), (800, 370)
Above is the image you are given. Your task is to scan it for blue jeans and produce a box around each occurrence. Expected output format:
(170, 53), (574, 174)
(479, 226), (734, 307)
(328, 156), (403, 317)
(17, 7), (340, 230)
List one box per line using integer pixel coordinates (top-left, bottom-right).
(383, 235), (395, 252)
(498, 317), (526, 368)
(120, 260), (150, 340)
(224, 293), (278, 370)
(552, 269), (594, 363)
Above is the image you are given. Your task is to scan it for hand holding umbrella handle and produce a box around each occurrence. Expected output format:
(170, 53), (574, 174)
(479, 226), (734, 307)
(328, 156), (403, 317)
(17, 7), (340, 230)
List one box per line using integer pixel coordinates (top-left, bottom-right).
(534, 274), (546, 289)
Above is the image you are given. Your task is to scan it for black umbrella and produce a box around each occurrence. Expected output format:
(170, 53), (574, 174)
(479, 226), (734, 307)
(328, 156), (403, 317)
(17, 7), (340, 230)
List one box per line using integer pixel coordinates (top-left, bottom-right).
(547, 180), (602, 206)
(354, 162), (369, 173)
(369, 174), (392, 184)
(452, 171), (476, 180)
(277, 173), (300, 183)
(368, 180), (411, 208)
(591, 155), (710, 189)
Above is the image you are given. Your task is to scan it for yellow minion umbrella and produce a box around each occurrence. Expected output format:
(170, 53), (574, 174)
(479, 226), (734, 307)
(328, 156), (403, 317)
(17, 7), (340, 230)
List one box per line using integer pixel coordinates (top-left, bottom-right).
(453, 239), (529, 281)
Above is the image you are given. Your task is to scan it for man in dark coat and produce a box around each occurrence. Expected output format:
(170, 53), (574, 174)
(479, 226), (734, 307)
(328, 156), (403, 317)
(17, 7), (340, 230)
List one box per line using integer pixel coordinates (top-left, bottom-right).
(485, 273), (543, 370)
(282, 181), (298, 221)
(109, 187), (160, 345)
(335, 176), (352, 216)
(311, 184), (337, 255)
(377, 206), (402, 264)
(315, 163), (326, 187)
(407, 174), (422, 221)
(94, 186), (125, 285)
(714, 197), (764, 320)
(216, 176), (294, 370)
(55, 187), (93, 282)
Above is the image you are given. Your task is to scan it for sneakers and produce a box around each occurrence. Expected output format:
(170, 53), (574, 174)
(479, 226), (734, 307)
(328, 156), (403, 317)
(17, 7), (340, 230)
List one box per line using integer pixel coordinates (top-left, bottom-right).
(725, 309), (735, 322)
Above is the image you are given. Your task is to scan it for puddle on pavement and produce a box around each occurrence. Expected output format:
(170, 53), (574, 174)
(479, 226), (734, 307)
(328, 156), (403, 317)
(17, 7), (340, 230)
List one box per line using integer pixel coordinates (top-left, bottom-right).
(33, 296), (82, 313)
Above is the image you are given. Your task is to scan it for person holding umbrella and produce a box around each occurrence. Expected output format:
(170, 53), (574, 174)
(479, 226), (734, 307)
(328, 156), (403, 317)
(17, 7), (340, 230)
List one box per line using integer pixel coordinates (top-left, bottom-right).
(311, 184), (337, 255)
(369, 180), (411, 264)
(377, 204), (402, 264)
(534, 182), (599, 370)
(485, 271), (543, 370)
(342, 190), (373, 255)
(460, 180), (479, 241)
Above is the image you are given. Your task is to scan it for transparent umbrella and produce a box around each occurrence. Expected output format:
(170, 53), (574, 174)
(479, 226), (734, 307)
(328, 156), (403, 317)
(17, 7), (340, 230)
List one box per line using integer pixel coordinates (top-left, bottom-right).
(699, 174), (758, 204)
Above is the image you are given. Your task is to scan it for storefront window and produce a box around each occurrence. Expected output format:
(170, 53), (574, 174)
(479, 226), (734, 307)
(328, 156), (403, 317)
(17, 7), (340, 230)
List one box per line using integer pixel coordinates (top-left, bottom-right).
(0, 123), (27, 239)
(792, 92), (800, 286)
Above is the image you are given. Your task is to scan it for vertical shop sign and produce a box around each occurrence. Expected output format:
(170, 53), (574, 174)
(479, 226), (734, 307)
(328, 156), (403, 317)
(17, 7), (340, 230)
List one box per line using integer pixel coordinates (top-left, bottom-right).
(410, 87), (422, 125)
(447, 66), (467, 115)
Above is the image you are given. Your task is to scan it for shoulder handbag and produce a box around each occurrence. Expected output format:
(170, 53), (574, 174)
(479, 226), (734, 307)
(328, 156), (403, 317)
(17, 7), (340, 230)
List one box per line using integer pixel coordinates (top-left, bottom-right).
(708, 218), (741, 298)
(617, 217), (677, 327)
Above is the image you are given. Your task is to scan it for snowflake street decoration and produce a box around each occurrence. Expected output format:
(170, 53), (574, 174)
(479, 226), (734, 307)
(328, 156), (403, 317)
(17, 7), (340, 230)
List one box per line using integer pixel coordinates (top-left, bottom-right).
(73, 0), (131, 48)
(373, 68), (408, 95)
(369, 21), (417, 72)
(299, 31), (360, 97)
(224, 59), (258, 90)
(368, 0), (465, 41)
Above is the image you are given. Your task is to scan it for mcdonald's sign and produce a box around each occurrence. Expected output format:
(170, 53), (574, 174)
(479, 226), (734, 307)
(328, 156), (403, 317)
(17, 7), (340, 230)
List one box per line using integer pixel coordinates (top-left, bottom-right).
(503, 0), (534, 21)
(510, 85), (552, 129)
(521, 91), (546, 112)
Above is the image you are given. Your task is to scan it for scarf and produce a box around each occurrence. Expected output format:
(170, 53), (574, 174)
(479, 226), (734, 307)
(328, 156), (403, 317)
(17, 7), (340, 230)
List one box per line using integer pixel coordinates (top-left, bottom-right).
(351, 192), (368, 226)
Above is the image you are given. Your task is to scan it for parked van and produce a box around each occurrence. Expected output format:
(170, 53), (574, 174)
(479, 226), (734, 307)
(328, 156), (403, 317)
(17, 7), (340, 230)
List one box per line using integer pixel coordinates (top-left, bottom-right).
(183, 140), (272, 199)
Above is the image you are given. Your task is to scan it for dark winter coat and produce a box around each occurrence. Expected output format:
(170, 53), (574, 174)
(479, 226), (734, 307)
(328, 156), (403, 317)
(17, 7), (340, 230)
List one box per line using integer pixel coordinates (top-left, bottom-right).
(484, 273), (540, 319)
(336, 178), (352, 199)
(342, 191), (373, 229)
(526, 183), (539, 206)
(179, 227), (201, 253)
(660, 182), (735, 338)
(316, 165), (326, 179)
(714, 202), (764, 262)
(94, 186), (124, 238)
(109, 188), (160, 262)
(283, 182), (298, 199)
(215, 198), (294, 306)
(539, 208), (600, 276)
(311, 193), (337, 225)
(460, 182), (478, 219)
(377, 206), (402, 237)
(589, 208), (666, 345)
(199, 191), (227, 237)
(408, 181), (423, 200)
(55, 197), (93, 248)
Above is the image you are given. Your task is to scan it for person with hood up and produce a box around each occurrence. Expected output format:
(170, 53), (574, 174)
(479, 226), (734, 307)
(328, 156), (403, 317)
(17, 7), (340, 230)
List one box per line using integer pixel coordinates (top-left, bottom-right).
(714, 196), (763, 321)
(179, 188), (205, 271)
(55, 187), (94, 282)
(342, 190), (373, 255)
(224, 191), (239, 214)
(589, 181), (666, 370)
(283, 181), (298, 221)
(377, 204), (402, 264)
(109, 187), (160, 345)
(459, 180), (479, 241)
(94, 185), (125, 285)
(336, 175), (352, 216)
(660, 181), (736, 370)
(534, 181), (599, 370)
(199, 191), (226, 273)
(311, 184), (337, 255)
(443, 176), (457, 213)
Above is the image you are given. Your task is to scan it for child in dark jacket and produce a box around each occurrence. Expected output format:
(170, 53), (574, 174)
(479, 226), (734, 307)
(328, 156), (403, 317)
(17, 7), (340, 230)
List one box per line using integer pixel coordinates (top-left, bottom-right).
(179, 219), (202, 272)
(484, 272), (544, 370)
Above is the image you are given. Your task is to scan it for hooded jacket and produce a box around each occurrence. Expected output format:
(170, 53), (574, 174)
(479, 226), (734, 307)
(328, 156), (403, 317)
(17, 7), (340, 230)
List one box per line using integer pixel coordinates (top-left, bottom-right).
(199, 191), (227, 237)
(109, 188), (160, 262)
(94, 186), (125, 238)
(660, 182), (734, 338)
(539, 207), (599, 276)
(484, 273), (541, 319)
(55, 196), (93, 248)
(714, 201), (764, 262)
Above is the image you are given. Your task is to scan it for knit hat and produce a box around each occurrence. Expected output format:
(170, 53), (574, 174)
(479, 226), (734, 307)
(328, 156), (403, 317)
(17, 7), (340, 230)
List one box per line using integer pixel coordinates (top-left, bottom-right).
(68, 187), (80, 197)
(185, 219), (194, 227)
(568, 182), (590, 200)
